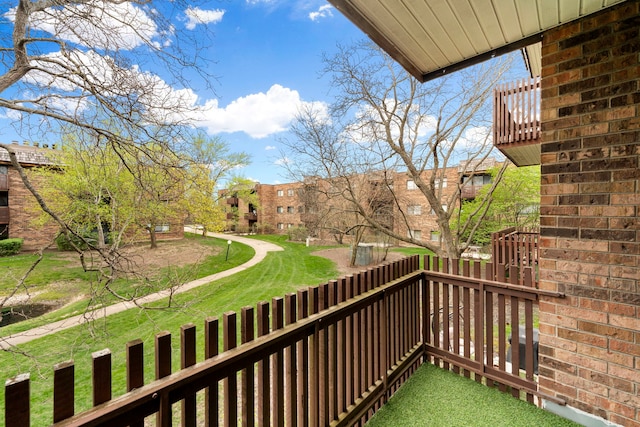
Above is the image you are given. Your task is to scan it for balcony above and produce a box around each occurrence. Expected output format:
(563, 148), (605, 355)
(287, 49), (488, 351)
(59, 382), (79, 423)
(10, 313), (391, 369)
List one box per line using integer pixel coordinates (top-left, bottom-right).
(244, 212), (257, 221)
(226, 197), (239, 206)
(0, 206), (9, 223)
(0, 174), (7, 191)
(493, 77), (540, 167)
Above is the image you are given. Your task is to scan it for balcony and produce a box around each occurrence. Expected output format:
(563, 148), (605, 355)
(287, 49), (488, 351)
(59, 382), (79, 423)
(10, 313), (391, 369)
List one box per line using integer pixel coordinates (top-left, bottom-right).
(244, 212), (257, 221)
(493, 77), (541, 166)
(0, 174), (7, 191)
(0, 206), (8, 223)
(226, 197), (239, 206)
(460, 184), (483, 200)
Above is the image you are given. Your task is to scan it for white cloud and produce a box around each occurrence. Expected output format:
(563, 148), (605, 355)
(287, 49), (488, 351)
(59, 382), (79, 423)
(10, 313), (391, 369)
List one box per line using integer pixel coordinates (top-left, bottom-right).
(197, 84), (329, 139)
(5, 2), (160, 50)
(265, 145), (276, 150)
(184, 7), (225, 30)
(274, 157), (291, 166)
(309, 5), (333, 21)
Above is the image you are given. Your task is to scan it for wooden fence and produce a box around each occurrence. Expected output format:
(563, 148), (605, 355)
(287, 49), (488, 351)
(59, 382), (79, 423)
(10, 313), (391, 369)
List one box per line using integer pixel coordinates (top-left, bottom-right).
(4, 255), (563, 426)
(491, 227), (539, 286)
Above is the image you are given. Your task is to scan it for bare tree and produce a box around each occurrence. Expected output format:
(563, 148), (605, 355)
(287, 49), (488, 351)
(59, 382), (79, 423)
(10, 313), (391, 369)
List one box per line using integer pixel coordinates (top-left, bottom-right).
(282, 41), (512, 258)
(0, 1), (223, 334)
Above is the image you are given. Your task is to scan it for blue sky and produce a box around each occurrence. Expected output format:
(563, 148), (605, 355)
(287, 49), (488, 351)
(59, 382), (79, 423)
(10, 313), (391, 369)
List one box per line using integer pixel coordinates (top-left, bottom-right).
(0, 1), (363, 185)
(1, 1), (528, 185)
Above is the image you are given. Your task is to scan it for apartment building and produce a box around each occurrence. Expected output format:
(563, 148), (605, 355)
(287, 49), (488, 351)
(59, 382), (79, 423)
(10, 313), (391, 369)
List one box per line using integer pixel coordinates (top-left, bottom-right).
(222, 160), (499, 243)
(0, 143), (59, 250)
(0, 142), (183, 251)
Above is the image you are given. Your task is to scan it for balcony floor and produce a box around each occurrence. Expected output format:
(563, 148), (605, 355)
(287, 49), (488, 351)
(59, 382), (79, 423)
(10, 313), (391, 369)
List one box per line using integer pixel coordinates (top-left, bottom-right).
(365, 363), (579, 427)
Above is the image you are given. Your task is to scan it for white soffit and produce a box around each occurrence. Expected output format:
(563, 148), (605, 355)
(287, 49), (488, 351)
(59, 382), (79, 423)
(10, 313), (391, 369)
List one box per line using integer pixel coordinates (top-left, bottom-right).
(329, 0), (628, 81)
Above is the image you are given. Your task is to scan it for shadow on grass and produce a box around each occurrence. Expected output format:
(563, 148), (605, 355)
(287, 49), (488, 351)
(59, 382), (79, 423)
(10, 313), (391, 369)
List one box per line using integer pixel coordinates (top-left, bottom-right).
(365, 363), (580, 427)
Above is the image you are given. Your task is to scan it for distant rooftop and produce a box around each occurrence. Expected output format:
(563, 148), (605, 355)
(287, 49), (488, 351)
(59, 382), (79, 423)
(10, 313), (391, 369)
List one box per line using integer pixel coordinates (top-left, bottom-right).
(0, 142), (57, 166)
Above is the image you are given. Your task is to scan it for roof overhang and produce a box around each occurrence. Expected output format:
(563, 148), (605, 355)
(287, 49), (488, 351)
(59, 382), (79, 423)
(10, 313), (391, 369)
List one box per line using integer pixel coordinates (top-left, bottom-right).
(329, 0), (627, 81)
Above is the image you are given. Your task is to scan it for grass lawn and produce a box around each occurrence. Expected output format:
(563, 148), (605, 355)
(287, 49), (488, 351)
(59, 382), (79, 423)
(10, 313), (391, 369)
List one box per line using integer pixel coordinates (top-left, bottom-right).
(0, 234), (340, 426)
(0, 233), (256, 336)
(365, 363), (580, 427)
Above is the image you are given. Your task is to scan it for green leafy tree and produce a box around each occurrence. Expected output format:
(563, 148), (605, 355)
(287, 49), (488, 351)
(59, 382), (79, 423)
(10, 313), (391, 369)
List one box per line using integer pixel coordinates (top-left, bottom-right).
(454, 165), (540, 246)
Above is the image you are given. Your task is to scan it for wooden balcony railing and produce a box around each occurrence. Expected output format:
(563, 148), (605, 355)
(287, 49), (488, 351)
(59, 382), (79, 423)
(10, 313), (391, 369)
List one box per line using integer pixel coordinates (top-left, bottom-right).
(0, 174), (7, 191)
(4, 255), (563, 426)
(244, 212), (257, 221)
(492, 227), (539, 286)
(494, 77), (540, 146)
(0, 206), (8, 223)
(226, 197), (239, 206)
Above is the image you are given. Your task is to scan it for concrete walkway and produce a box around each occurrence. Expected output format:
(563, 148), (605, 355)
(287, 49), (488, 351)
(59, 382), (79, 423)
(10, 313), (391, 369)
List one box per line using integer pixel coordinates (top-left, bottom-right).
(0, 231), (283, 349)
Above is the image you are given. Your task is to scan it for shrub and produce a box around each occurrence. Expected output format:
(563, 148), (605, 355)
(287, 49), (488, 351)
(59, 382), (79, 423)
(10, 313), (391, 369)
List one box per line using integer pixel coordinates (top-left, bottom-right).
(287, 226), (308, 242)
(55, 231), (98, 251)
(0, 238), (23, 256)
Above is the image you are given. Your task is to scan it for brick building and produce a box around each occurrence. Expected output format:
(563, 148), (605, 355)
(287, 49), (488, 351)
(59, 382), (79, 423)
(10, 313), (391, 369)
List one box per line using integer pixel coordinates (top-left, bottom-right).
(1, 142), (184, 251)
(330, 1), (639, 425)
(0, 143), (59, 250)
(221, 161), (497, 244)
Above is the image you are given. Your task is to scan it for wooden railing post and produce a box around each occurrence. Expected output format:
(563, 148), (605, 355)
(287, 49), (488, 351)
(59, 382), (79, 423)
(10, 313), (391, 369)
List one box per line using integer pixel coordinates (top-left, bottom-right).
(241, 307), (255, 427)
(126, 340), (144, 427)
(223, 312), (237, 427)
(204, 317), (219, 427)
(5, 373), (29, 427)
(296, 289), (309, 426)
(53, 361), (75, 423)
(155, 331), (172, 426)
(256, 301), (270, 427)
(92, 349), (112, 406)
(181, 324), (197, 426)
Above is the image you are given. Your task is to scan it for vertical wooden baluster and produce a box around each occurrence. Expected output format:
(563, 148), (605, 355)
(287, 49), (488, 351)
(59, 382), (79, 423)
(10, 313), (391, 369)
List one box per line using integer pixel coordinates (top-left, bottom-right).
(156, 331), (172, 426)
(257, 301), (270, 427)
(92, 349), (111, 406)
(271, 298), (284, 427)
(223, 312), (237, 427)
(284, 293), (297, 426)
(296, 289), (309, 426)
(126, 340), (144, 427)
(308, 286), (319, 427)
(181, 324), (197, 427)
(6, 373), (30, 427)
(241, 307), (255, 427)
(205, 317), (219, 427)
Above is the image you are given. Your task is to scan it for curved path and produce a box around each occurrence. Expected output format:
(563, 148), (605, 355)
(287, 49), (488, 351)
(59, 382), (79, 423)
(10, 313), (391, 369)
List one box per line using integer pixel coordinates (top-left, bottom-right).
(0, 231), (283, 349)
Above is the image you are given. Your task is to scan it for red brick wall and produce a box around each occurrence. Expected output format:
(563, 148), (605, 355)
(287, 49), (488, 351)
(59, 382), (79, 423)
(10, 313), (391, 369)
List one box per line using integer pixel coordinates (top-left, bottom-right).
(538, 2), (640, 426)
(8, 168), (59, 250)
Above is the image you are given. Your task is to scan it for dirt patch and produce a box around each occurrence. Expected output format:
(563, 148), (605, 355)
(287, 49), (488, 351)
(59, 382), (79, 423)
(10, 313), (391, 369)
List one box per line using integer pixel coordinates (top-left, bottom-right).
(55, 239), (219, 276)
(312, 247), (407, 276)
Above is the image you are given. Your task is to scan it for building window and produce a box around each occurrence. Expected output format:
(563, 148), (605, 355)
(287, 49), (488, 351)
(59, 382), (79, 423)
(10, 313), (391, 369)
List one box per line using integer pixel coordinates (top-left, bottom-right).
(408, 230), (421, 240)
(298, 206), (305, 213)
(0, 192), (7, 207)
(431, 204), (448, 215)
(277, 206), (284, 213)
(0, 166), (7, 174)
(277, 223), (284, 229)
(407, 205), (421, 215)
(154, 224), (170, 233)
(287, 189), (294, 196)
(287, 223), (294, 228)
(277, 190), (284, 197)
(430, 231), (441, 242)
(406, 180), (417, 190)
(435, 178), (447, 188)
(287, 206), (295, 214)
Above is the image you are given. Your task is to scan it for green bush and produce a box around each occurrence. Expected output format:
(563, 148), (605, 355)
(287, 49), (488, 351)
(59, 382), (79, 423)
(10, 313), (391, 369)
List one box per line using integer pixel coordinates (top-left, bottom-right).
(0, 238), (23, 256)
(287, 226), (308, 242)
(55, 231), (98, 251)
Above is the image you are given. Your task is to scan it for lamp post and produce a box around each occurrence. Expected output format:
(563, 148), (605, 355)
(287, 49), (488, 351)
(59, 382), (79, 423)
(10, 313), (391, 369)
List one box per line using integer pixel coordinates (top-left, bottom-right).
(226, 240), (232, 261)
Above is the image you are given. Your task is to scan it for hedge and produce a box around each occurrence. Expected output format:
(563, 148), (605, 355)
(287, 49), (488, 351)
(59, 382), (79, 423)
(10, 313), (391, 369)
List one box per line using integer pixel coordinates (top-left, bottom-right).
(0, 238), (23, 256)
